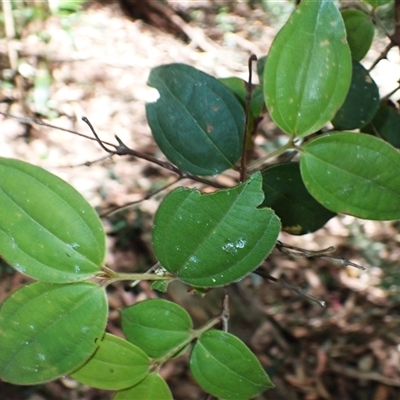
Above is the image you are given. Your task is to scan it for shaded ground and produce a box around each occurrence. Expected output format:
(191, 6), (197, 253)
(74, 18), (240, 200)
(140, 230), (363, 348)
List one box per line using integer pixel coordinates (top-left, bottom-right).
(1, 1), (400, 399)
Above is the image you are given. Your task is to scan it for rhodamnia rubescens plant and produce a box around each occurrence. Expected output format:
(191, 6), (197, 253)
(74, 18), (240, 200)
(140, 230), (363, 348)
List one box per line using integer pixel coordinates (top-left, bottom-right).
(1, 0), (400, 398)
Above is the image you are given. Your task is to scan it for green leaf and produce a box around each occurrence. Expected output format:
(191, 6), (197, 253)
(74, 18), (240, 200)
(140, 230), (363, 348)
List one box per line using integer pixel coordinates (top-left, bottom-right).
(332, 60), (379, 130)
(219, 77), (264, 119)
(150, 280), (169, 293)
(363, 0), (392, 8)
(0, 157), (105, 283)
(113, 373), (173, 400)
(257, 56), (267, 84)
(146, 63), (245, 176)
(341, 9), (375, 61)
(0, 282), (108, 384)
(121, 299), (192, 359)
(152, 173), (281, 287)
(219, 77), (247, 107)
(190, 330), (274, 400)
(264, 0), (351, 136)
(261, 163), (335, 234)
(300, 132), (400, 220)
(364, 102), (400, 148)
(71, 333), (150, 390)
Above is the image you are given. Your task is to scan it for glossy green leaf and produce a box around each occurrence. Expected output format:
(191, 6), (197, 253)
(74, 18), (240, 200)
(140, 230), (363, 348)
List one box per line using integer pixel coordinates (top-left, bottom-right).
(0, 282), (108, 384)
(113, 373), (173, 400)
(261, 163), (336, 234)
(0, 158), (105, 283)
(363, 0), (392, 8)
(71, 333), (150, 390)
(219, 77), (246, 106)
(300, 132), (400, 220)
(152, 173), (281, 287)
(264, 0), (351, 136)
(364, 102), (400, 148)
(332, 60), (379, 130)
(121, 299), (192, 359)
(190, 330), (273, 400)
(146, 63), (245, 176)
(257, 56), (267, 84)
(219, 77), (264, 119)
(341, 9), (375, 61)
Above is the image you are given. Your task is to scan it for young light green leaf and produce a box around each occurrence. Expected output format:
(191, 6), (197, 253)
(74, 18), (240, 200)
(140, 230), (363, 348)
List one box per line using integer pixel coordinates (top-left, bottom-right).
(332, 60), (379, 130)
(146, 63), (244, 176)
(261, 162), (335, 234)
(113, 373), (173, 400)
(0, 158), (105, 283)
(152, 173), (281, 287)
(264, 0), (351, 136)
(300, 132), (400, 220)
(71, 333), (150, 390)
(190, 330), (274, 400)
(0, 282), (108, 384)
(341, 9), (375, 61)
(364, 102), (400, 148)
(121, 299), (192, 359)
(150, 280), (169, 293)
(257, 56), (267, 85)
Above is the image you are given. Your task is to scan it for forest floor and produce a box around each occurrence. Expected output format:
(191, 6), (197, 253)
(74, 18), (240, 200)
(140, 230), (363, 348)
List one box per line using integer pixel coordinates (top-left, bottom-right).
(1, 1), (400, 399)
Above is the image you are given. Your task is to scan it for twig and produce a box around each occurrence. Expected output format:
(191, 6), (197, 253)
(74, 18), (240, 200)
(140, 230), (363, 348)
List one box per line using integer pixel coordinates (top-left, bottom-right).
(240, 54), (257, 182)
(69, 155), (113, 168)
(246, 139), (294, 172)
(100, 177), (182, 217)
(368, 41), (395, 72)
(368, 0), (400, 72)
(0, 112), (227, 189)
(319, 256), (365, 271)
(0, 112), (107, 143)
(254, 269), (325, 307)
(276, 241), (365, 270)
(81, 117), (227, 189)
(382, 84), (400, 100)
(392, 0), (400, 46)
(276, 241), (335, 257)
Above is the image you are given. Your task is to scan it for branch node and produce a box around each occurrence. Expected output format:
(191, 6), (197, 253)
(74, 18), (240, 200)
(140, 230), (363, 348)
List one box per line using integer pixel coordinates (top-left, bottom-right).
(82, 116), (115, 154)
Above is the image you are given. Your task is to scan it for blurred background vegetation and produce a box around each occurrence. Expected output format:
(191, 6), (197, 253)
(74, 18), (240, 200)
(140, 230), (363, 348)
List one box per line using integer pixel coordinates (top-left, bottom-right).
(1, 1), (400, 399)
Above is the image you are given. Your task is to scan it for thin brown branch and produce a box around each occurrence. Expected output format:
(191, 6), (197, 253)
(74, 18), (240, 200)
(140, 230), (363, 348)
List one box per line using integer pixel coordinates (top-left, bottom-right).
(0, 112), (226, 189)
(239, 54), (257, 182)
(254, 268), (325, 307)
(391, 0), (400, 46)
(319, 256), (365, 271)
(276, 241), (365, 270)
(369, 0), (400, 71)
(0, 112), (109, 144)
(368, 41), (395, 72)
(100, 177), (182, 217)
(276, 241), (335, 257)
(81, 117), (227, 189)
